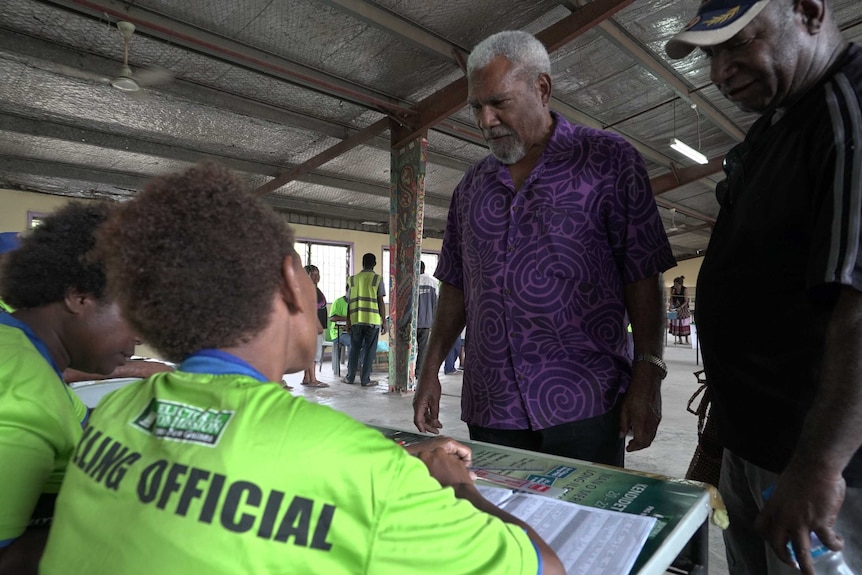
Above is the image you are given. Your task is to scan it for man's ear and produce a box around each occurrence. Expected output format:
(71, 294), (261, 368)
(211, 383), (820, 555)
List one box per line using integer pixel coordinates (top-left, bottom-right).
(279, 253), (306, 313)
(63, 289), (91, 315)
(796, 0), (825, 32)
(537, 72), (552, 105)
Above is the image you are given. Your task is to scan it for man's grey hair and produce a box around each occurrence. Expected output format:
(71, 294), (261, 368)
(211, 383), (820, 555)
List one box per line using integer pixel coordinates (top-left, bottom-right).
(467, 31), (551, 79)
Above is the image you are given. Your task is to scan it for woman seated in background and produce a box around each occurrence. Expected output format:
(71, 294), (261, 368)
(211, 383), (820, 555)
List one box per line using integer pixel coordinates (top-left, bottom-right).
(40, 162), (563, 575)
(0, 203), (139, 575)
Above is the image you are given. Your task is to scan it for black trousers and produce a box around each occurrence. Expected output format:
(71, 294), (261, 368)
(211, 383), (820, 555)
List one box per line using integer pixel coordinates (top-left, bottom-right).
(415, 328), (431, 376)
(468, 403), (624, 467)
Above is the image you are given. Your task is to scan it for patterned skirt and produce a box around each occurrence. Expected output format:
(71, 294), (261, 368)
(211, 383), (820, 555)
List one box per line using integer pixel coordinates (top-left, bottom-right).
(669, 316), (691, 336)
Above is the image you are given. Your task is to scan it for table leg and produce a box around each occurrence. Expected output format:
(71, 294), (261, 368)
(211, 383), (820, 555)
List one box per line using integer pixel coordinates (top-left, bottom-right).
(333, 336), (341, 377)
(670, 520), (709, 574)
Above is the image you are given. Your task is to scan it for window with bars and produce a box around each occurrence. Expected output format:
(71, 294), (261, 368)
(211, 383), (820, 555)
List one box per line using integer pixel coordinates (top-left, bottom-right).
(295, 240), (351, 305)
(381, 248), (440, 303)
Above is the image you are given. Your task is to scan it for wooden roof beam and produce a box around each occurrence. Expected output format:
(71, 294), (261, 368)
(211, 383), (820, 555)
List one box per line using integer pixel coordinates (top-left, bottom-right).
(651, 157), (724, 196)
(393, 0), (636, 149)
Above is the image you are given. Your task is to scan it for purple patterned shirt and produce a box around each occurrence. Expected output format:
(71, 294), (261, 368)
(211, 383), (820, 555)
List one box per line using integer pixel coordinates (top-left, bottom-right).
(436, 113), (675, 430)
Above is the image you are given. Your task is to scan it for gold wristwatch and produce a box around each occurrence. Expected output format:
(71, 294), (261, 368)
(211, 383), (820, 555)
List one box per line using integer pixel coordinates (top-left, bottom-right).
(633, 353), (667, 379)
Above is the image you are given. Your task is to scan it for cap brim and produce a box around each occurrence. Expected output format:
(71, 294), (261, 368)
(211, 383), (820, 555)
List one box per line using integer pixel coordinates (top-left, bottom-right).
(665, 0), (771, 59)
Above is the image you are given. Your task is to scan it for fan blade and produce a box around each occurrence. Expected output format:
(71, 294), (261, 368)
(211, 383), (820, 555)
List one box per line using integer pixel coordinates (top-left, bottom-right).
(64, 68), (112, 85)
(28, 59), (111, 85)
(124, 89), (149, 102)
(134, 65), (173, 88)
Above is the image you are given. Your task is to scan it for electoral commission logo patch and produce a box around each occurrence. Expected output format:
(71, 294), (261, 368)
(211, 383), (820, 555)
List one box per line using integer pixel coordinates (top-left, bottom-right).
(132, 399), (234, 447)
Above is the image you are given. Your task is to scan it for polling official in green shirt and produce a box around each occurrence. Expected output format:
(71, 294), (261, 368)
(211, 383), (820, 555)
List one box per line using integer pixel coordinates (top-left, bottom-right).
(40, 162), (564, 575)
(0, 207), (138, 575)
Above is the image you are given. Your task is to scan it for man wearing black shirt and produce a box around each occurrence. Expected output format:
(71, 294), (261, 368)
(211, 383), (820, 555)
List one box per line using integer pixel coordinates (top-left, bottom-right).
(667, 1), (862, 574)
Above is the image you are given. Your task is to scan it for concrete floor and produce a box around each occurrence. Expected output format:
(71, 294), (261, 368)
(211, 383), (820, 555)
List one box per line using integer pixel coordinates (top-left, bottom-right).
(285, 333), (730, 575)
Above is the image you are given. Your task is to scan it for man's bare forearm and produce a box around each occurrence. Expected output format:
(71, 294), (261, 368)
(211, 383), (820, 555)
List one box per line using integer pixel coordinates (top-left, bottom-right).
(624, 274), (665, 357)
(792, 287), (862, 474)
(63, 360), (173, 383)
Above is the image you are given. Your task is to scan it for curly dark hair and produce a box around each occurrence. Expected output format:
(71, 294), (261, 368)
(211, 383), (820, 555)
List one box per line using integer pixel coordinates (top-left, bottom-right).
(0, 202), (111, 309)
(96, 162), (295, 362)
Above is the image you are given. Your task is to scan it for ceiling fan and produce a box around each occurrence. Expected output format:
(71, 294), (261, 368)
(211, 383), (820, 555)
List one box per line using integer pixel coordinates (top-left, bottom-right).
(667, 207), (685, 233)
(110, 21), (172, 93)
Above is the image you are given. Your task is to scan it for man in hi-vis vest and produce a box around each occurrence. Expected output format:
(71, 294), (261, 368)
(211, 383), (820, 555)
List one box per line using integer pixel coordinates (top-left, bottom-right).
(343, 253), (386, 387)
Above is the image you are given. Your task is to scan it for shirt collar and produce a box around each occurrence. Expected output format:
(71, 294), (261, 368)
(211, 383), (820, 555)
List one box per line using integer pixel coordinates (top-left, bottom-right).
(179, 349), (270, 382)
(0, 312), (86, 428)
(0, 312), (63, 380)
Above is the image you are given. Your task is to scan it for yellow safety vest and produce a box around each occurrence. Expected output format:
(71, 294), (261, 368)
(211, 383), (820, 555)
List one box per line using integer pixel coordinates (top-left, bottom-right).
(348, 272), (382, 326)
(0, 297), (14, 313)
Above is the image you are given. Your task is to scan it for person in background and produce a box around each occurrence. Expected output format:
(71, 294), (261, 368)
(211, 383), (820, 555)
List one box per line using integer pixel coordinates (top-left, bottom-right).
(443, 328), (464, 376)
(0, 232), (20, 313)
(327, 283), (352, 364)
(300, 264), (328, 388)
(458, 328), (466, 370)
(668, 276), (691, 345)
(39, 162), (564, 575)
(415, 261), (438, 377)
(666, 1), (862, 573)
(0, 203), (138, 575)
(343, 252), (387, 387)
(414, 30), (674, 466)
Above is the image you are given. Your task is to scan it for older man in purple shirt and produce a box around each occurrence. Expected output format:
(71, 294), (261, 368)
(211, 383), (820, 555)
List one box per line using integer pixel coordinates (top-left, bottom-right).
(414, 30), (675, 466)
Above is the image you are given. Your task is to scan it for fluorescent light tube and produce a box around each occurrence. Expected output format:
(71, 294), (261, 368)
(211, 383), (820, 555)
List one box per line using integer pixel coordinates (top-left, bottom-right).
(669, 138), (708, 165)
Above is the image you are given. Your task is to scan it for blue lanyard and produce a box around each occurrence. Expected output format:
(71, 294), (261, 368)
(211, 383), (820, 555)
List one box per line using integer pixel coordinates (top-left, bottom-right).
(0, 312), (87, 427)
(0, 312), (63, 380)
(179, 349), (269, 382)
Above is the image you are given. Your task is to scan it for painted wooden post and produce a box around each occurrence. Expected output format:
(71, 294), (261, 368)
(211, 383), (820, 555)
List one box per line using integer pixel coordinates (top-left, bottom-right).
(388, 125), (427, 393)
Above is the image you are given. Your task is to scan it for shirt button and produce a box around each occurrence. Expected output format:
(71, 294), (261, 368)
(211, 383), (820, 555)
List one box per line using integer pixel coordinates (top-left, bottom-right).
(508, 245), (514, 252)
(503, 289), (511, 295)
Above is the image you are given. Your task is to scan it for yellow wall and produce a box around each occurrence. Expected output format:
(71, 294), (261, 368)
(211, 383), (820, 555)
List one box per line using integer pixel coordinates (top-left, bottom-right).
(289, 223), (443, 348)
(3, 187), (701, 351)
(0, 188), (93, 232)
(290, 222), (442, 275)
(0, 189), (443, 272)
(1, 188), (443, 358)
(664, 258), (703, 288)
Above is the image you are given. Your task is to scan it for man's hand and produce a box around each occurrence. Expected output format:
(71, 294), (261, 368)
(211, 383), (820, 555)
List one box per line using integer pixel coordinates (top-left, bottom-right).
(413, 374), (443, 434)
(404, 436), (471, 465)
(618, 369), (662, 452)
(756, 466), (845, 575)
(416, 447), (475, 488)
(380, 322), (387, 335)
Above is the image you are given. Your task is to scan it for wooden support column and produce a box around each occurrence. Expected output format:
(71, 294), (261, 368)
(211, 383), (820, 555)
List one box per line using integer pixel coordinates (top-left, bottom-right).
(387, 119), (427, 393)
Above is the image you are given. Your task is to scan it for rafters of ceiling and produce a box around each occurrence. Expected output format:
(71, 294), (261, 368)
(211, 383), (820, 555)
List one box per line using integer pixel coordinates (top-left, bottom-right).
(0, 0), (774, 261)
(40, 0), (727, 204)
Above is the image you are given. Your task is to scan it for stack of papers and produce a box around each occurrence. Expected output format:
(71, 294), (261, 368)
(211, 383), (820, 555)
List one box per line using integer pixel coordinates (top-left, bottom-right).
(477, 486), (656, 575)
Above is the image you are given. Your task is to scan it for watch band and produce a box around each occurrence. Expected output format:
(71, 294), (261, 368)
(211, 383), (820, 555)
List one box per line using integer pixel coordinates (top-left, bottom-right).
(633, 353), (668, 379)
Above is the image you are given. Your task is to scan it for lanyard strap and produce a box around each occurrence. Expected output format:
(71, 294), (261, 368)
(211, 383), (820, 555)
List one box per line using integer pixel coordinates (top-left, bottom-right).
(179, 349), (269, 382)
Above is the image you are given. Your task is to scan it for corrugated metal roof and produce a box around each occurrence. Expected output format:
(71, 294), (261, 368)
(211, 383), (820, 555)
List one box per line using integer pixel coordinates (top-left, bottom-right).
(1, 0), (860, 259)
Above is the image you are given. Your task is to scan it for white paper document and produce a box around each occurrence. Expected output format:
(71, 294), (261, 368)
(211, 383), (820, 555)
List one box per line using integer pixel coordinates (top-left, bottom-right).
(477, 486), (656, 575)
